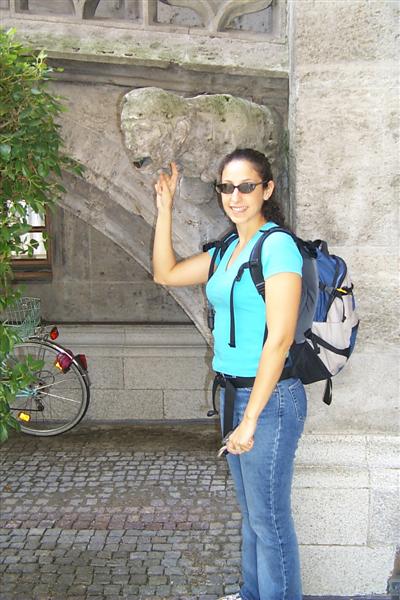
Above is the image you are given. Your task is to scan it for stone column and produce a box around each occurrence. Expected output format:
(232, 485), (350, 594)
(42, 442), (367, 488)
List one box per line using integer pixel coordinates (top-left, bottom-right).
(288, 0), (399, 594)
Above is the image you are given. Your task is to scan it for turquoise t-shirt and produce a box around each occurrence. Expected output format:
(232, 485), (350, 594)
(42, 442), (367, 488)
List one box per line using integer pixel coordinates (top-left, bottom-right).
(206, 222), (303, 377)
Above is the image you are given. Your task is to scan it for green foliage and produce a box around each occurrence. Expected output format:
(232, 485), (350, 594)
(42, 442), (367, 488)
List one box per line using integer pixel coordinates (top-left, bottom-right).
(0, 28), (83, 442)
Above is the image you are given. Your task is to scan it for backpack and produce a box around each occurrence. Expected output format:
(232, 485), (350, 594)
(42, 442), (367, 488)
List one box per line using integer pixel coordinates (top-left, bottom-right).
(204, 226), (359, 406)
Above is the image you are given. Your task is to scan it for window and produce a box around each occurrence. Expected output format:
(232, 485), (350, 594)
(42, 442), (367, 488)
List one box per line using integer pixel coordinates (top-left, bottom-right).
(11, 207), (52, 281)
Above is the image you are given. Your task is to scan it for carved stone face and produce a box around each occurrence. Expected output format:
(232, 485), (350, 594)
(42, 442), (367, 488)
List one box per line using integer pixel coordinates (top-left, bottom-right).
(121, 87), (190, 174)
(120, 87), (281, 184)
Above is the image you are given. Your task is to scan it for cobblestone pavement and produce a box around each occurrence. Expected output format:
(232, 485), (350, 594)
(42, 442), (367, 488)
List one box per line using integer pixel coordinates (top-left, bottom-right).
(0, 423), (390, 600)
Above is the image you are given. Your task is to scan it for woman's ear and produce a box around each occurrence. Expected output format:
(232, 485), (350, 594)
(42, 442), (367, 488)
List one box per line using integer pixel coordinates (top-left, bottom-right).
(264, 180), (275, 201)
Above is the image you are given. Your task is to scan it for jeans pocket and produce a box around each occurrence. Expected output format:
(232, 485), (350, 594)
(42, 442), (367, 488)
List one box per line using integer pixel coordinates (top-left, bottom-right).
(288, 379), (307, 423)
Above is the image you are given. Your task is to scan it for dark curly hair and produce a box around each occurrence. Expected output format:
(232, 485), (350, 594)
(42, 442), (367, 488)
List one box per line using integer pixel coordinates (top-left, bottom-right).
(217, 148), (286, 227)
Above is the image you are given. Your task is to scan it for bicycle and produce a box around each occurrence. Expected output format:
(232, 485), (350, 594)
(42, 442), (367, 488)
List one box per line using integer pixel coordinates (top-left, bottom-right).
(1, 297), (91, 436)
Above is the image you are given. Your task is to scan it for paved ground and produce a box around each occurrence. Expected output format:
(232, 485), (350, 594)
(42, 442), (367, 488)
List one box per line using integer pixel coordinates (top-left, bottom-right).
(0, 423), (391, 600)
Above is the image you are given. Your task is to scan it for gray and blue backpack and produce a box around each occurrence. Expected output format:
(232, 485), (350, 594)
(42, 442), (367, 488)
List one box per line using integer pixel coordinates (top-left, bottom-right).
(204, 226), (359, 407)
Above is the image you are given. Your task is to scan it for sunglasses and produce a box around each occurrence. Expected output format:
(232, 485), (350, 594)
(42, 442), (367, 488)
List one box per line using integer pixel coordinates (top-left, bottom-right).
(214, 180), (269, 195)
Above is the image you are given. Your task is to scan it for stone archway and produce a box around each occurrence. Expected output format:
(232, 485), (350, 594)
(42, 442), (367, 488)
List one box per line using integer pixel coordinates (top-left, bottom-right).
(54, 81), (283, 341)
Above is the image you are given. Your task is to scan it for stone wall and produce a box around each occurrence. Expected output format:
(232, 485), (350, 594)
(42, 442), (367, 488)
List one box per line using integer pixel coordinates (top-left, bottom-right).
(24, 205), (189, 324)
(288, 0), (400, 593)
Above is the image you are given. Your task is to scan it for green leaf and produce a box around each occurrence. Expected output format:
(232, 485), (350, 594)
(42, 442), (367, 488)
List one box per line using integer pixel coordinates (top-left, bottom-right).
(0, 144), (11, 161)
(0, 424), (9, 444)
(0, 333), (10, 355)
(8, 416), (21, 432)
(30, 88), (41, 95)
(37, 163), (49, 178)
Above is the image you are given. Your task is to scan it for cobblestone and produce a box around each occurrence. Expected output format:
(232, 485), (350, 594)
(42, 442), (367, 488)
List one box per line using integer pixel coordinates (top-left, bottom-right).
(0, 423), (389, 600)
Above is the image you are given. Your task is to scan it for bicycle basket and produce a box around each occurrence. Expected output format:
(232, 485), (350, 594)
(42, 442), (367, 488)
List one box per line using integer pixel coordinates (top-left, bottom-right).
(0, 297), (41, 341)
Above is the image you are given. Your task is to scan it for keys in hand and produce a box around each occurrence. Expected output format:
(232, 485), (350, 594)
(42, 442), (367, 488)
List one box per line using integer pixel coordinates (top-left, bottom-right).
(217, 430), (235, 458)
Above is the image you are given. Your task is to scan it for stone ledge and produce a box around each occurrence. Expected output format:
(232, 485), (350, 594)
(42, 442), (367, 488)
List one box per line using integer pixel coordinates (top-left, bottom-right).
(2, 16), (288, 77)
(55, 323), (207, 349)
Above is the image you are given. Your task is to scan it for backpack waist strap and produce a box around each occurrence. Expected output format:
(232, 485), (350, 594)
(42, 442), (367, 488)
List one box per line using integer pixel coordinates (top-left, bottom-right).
(210, 368), (293, 439)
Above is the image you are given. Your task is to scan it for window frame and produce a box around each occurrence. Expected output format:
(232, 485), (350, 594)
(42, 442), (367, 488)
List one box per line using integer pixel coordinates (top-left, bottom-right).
(11, 208), (53, 282)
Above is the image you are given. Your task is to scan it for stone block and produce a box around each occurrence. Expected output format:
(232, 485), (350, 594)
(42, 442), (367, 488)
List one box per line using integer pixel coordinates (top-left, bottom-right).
(52, 206), (91, 282)
(87, 357), (124, 390)
(293, 2), (398, 64)
(301, 544), (394, 595)
(25, 281), (92, 322)
(368, 489), (400, 545)
(293, 488), (369, 545)
(296, 434), (367, 468)
(124, 357), (211, 390)
(303, 351), (399, 434)
(163, 390), (213, 420)
(370, 468), (400, 490)
(90, 283), (189, 323)
(85, 389), (163, 420)
(293, 466), (368, 490)
(293, 81), (398, 246)
(89, 227), (152, 282)
(367, 436), (400, 469)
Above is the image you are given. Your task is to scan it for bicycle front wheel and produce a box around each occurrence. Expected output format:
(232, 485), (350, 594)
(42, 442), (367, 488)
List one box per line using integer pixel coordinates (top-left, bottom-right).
(8, 341), (90, 436)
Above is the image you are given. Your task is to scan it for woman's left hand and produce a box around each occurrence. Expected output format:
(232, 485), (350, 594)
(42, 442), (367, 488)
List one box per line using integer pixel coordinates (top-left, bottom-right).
(226, 418), (257, 455)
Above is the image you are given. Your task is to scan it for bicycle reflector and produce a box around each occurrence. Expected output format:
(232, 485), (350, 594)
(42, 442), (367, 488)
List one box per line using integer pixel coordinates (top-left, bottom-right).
(18, 412), (31, 423)
(55, 351), (73, 373)
(75, 354), (88, 371)
(50, 327), (59, 340)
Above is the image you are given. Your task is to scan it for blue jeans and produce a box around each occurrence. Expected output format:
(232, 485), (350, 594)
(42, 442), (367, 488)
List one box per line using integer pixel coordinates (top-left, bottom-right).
(220, 377), (306, 600)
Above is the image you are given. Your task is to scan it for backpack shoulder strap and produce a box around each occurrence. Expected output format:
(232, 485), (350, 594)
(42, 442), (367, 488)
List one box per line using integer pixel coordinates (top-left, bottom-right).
(203, 229), (238, 281)
(249, 227), (300, 300)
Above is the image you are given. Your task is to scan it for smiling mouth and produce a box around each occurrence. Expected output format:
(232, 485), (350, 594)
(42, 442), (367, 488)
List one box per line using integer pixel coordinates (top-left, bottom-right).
(133, 157), (152, 169)
(231, 206), (247, 212)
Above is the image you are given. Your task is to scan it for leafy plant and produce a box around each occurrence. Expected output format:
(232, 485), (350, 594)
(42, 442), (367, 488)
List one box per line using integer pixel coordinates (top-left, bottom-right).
(0, 28), (83, 442)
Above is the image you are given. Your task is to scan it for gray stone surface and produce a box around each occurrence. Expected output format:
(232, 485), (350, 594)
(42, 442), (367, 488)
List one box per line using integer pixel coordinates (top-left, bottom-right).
(27, 205), (189, 324)
(124, 357), (211, 391)
(121, 88), (283, 183)
(0, 14), (288, 76)
(288, 0), (399, 433)
(304, 351), (399, 434)
(368, 489), (400, 545)
(301, 545), (393, 596)
(87, 389), (164, 421)
(293, 488), (369, 545)
(163, 390), (212, 420)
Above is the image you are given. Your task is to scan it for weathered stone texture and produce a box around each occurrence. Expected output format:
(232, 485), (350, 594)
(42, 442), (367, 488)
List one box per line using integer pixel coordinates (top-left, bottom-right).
(300, 545), (394, 595)
(124, 356), (212, 391)
(163, 390), (212, 420)
(25, 205), (189, 323)
(293, 488), (369, 545)
(0, 18), (288, 76)
(289, 3), (399, 588)
(293, 1), (398, 64)
(289, 0), (399, 427)
(304, 351), (399, 434)
(87, 389), (164, 420)
(121, 87), (283, 183)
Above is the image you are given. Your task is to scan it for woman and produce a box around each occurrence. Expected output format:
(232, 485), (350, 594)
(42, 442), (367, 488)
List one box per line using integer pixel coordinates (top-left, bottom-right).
(153, 148), (306, 600)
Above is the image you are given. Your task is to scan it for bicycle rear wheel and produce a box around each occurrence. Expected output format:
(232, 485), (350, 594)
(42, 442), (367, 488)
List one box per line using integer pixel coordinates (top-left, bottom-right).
(8, 340), (90, 436)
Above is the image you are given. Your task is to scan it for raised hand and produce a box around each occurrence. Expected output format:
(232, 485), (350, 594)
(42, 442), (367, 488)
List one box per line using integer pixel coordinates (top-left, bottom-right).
(154, 162), (180, 211)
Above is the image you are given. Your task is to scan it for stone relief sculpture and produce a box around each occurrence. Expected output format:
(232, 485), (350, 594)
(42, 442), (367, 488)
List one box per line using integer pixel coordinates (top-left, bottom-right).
(12, 0), (275, 34)
(159, 0), (273, 30)
(118, 86), (283, 338)
(120, 87), (283, 207)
